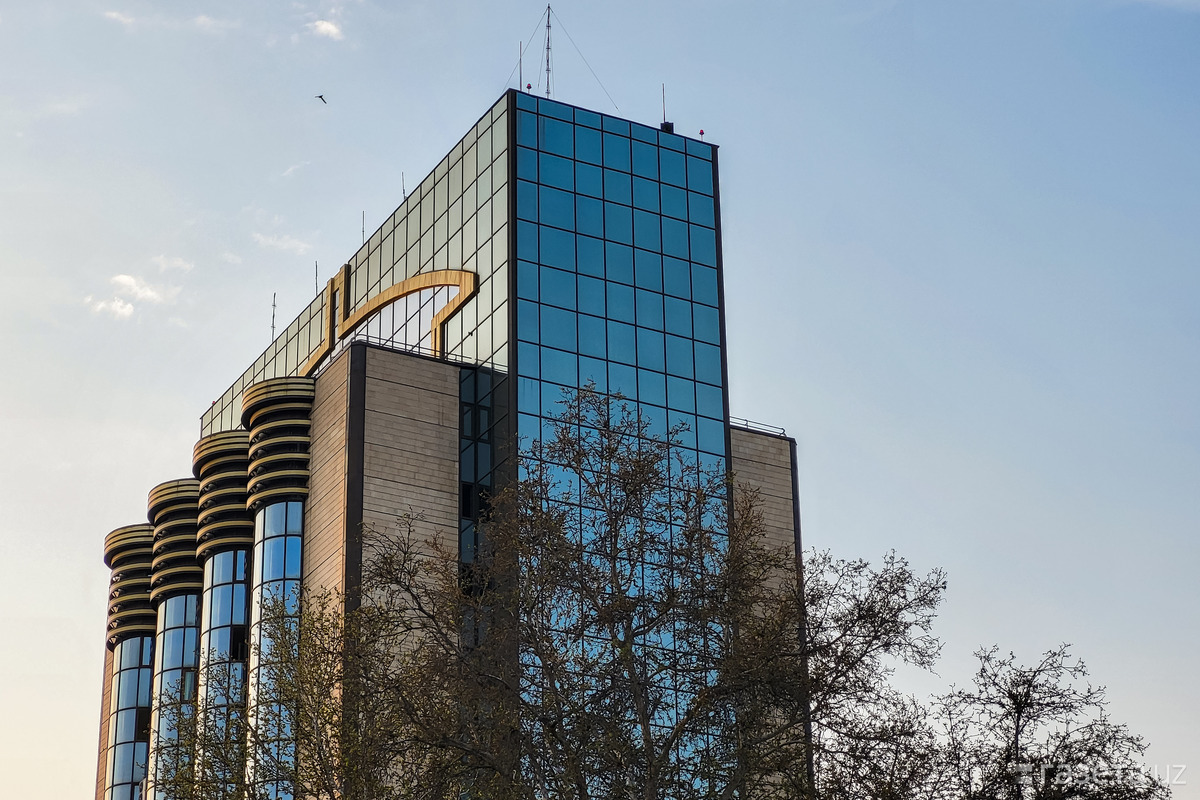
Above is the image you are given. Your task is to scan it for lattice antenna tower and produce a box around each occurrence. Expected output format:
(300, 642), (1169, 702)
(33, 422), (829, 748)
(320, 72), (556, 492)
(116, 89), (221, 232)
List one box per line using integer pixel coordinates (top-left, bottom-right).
(543, 4), (552, 99)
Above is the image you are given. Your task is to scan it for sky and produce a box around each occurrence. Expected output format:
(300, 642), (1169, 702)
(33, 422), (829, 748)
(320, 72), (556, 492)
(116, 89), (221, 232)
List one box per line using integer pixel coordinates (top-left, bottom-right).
(0, 0), (1197, 795)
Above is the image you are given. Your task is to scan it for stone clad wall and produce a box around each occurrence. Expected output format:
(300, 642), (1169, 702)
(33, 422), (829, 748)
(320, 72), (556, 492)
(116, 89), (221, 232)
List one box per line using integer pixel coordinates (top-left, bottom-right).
(729, 427), (799, 579)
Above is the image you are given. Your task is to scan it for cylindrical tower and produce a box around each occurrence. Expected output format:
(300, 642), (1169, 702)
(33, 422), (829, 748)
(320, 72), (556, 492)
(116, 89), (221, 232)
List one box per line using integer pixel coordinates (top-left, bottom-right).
(241, 377), (315, 798)
(191, 430), (255, 789)
(100, 523), (156, 800)
(146, 479), (202, 799)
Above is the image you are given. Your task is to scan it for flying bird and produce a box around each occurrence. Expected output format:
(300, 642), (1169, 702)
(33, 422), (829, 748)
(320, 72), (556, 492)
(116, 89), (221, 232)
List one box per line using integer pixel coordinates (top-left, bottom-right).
(315, 94), (327, 104)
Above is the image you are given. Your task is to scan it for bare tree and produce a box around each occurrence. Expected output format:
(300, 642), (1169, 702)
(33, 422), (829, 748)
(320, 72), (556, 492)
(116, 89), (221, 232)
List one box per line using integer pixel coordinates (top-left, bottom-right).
(937, 645), (1171, 800)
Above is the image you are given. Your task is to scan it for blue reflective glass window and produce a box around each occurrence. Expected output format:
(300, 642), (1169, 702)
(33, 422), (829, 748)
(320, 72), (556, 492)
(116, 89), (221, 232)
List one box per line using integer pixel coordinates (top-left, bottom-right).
(576, 162), (602, 198)
(540, 267), (576, 310)
(287, 501), (303, 533)
(165, 595), (184, 628)
(118, 670), (139, 708)
(540, 97), (573, 120)
(666, 334), (694, 378)
(631, 123), (657, 143)
(236, 550), (246, 580)
(605, 242), (633, 284)
(661, 149), (686, 187)
(540, 116), (573, 157)
(609, 361), (636, 397)
(631, 140), (659, 179)
(265, 504), (286, 536)
(663, 258), (691, 299)
(119, 639), (139, 669)
(518, 260), (538, 301)
(633, 210), (661, 252)
(693, 265), (718, 306)
(137, 668), (152, 705)
(578, 276), (605, 317)
(113, 743), (135, 783)
(575, 125), (602, 164)
(517, 146), (538, 181)
(577, 235), (603, 277)
(603, 132), (631, 171)
(607, 320), (636, 364)
(633, 177), (659, 212)
(518, 220), (538, 261)
(576, 196), (603, 237)
(667, 376), (696, 412)
(518, 377), (539, 414)
(263, 537), (286, 581)
(687, 138), (712, 159)
(539, 152), (573, 190)
(539, 185), (574, 230)
(663, 218), (689, 258)
(540, 305), (577, 351)
(164, 629), (183, 669)
(517, 110), (537, 147)
(659, 130), (684, 151)
(580, 356), (607, 391)
(186, 593), (198, 625)
(604, 202), (632, 244)
(695, 342), (722, 385)
(688, 192), (715, 227)
(694, 304), (720, 344)
(636, 328), (665, 371)
(542, 347), (578, 386)
(518, 92), (537, 111)
(517, 299), (539, 342)
(115, 708), (136, 743)
(690, 225), (716, 266)
(640, 403), (668, 439)
(606, 282), (634, 323)
(687, 156), (714, 194)
(635, 288), (663, 329)
(661, 184), (687, 219)
(604, 169), (631, 205)
(518, 341), (539, 377)
(212, 584), (233, 625)
(233, 583), (247, 624)
(698, 416), (726, 455)
(635, 249), (662, 291)
(540, 226), (575, 270)
(603, 114), (631, 135)
(578, 314), (606, 358)
(638, 368), (666, 405)
(285, 536), (302, 579)
(671, 410), (698, 449)
(664, 296), (692, 336)
(576, 108), (602, 129)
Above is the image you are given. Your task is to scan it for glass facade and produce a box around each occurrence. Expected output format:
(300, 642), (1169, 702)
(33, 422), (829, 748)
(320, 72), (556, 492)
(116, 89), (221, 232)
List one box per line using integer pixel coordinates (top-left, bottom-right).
(148, 594), (199, 798)
(195, 547), (251, 781)
(247, 501), (304, 800)
(200, 98), (512, 437)
(104, 635), (154, 800)
(512, 92), (728, 478)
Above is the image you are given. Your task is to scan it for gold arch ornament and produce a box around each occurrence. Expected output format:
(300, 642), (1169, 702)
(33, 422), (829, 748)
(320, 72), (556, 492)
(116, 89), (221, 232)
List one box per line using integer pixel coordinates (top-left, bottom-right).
(301, 266), (477, 376)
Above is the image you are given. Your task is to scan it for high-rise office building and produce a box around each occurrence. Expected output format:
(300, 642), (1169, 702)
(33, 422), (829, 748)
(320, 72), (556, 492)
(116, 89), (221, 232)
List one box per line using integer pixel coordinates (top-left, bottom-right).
(95, 90), (801, 800)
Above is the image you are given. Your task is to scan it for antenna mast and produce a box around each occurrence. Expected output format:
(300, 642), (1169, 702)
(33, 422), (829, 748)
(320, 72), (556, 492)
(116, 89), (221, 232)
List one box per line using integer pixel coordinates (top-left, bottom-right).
(543, 4), (552, 99)
(270, 292), (277, 340)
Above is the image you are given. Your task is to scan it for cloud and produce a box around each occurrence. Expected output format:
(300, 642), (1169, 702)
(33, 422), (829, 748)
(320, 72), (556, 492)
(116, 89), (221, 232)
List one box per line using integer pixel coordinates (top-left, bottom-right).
(151, 255), (193, 272)
(191, 15), (238, 33)
(281, 161), (311, 177)
(220, 252), (243, 264)
(307, 19), (344, 40)
(111, 274), (180, 303)
(253, 232), (312, 255)
(103, 10), (135, 27)
(86, 296), (135, 319)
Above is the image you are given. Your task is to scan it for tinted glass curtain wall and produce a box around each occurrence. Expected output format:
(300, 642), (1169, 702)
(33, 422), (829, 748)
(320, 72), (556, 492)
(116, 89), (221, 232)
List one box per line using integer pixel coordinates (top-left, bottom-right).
(513, 92), (729, 479)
